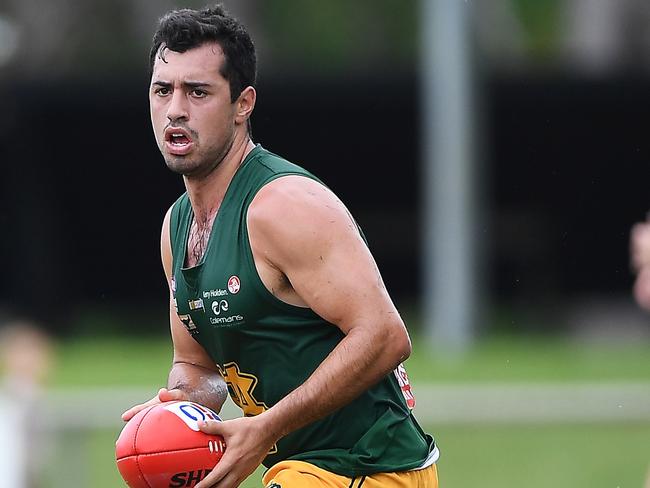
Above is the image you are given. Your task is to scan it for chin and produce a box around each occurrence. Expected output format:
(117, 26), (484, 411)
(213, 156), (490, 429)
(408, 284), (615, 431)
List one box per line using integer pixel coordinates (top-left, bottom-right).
(164, 155), (197, 176)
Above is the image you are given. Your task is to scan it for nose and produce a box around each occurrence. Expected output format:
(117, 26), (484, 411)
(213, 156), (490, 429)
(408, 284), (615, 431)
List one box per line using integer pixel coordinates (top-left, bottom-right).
(166, 90), (189, 123)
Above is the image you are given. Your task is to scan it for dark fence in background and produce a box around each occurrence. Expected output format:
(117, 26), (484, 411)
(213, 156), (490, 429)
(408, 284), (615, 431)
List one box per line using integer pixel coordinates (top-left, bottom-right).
(1, 74), (647, 333)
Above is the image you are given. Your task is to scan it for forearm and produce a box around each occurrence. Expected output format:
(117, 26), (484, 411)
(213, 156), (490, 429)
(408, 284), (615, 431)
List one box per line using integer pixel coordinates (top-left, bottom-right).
(260, 324), (409, 440)
(168, 361), (229, 413)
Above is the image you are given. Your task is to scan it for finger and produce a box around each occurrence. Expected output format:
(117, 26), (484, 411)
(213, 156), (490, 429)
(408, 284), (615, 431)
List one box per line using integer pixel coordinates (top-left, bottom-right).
(194, 454), (234, 488)
(158, 387), (187, 402)
(121, 391), (167, 421)
(121, 406), (141, 422)
(198, 471), (241, 488)
(197, 419), (225, 435)
(121, 398), (156, 421)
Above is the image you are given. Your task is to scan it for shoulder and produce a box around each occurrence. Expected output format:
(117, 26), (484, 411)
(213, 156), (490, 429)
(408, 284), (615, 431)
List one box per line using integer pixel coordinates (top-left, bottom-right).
(161, 194), (189, 271)
(249, 176), (351, 231)
(247, 176), (362, 260)
(163, 193), (190, 240)
(250, 146), (320, 184)
(169, 193), (190, 220)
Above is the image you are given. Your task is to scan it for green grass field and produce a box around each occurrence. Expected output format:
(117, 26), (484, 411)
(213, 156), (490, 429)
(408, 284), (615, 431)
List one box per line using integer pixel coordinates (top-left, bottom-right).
(49, 334), (650, 387)
(76, 421), (650, 488)
(37, 335), (650, 487)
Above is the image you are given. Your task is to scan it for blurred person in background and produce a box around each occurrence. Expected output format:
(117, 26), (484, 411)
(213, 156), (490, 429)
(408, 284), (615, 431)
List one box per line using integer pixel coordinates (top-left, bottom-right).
(630, 216), (650, 310)
(121, 4), (438, 488)
(629, 221), (650, 488)
(564, 0), (650, 72)
(0, 319), (55, 488)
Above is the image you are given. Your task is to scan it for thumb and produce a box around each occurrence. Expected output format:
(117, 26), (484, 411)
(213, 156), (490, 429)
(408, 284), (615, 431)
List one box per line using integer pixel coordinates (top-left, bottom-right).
(198, 419), (224, 435)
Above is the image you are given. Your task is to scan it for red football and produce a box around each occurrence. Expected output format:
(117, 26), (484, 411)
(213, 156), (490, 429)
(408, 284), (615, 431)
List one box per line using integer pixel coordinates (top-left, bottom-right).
(116, 401), (226, 488)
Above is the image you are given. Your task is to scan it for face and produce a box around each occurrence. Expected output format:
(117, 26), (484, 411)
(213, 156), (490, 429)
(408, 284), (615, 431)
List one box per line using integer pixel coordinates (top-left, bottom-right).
(149, 42), (237, 177)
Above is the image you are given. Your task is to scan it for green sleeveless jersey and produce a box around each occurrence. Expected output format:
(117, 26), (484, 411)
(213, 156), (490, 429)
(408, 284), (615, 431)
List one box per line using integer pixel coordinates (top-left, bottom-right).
(169, 145), (437, 476)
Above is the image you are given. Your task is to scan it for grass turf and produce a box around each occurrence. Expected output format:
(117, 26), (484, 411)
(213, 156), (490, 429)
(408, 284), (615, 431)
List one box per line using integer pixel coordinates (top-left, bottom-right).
(70, 422), (650, 488)
(33, 335), (650, 487)
(48, 334), (650, 387)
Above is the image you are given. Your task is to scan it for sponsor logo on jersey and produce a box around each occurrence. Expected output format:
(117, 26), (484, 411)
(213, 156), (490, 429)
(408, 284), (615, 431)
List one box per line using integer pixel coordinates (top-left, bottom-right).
(227, 275), (241, 294)
(209, 315), (245, 325)
(212, 299), (229, 315)
(178, 314), (199, 335)
(202, 288), (228, 298)
(208, 297), (245, 326)
(394, 363), (416, 409)
(188, 298), (205, 311)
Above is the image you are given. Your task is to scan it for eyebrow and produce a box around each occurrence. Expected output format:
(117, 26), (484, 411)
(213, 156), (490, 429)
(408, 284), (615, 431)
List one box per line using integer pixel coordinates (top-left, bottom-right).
(151, 81), (213, 89)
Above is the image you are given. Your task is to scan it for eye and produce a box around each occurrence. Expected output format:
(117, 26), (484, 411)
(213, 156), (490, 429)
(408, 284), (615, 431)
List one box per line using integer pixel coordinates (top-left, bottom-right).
(154, 86), (170, 96)
(191, 89), (207, 98)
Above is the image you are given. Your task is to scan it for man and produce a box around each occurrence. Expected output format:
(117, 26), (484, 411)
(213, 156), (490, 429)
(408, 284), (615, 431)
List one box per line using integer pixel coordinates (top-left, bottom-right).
(631, 216), (650, 310)
(122, 5), (439, 487)
(629, 221), (650, 488)
(0, 321), (54, 488)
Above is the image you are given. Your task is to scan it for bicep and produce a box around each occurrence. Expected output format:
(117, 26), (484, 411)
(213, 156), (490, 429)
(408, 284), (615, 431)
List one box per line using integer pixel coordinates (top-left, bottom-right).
(290, 220), (392, 331)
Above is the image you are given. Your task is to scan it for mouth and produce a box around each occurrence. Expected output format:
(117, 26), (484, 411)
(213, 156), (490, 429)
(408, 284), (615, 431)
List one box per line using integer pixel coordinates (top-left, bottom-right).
(164, 127), (194, 155)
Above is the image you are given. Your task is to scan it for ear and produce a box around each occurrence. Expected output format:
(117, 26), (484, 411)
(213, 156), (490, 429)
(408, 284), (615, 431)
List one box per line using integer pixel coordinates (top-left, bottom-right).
(235, 86), (256, 125)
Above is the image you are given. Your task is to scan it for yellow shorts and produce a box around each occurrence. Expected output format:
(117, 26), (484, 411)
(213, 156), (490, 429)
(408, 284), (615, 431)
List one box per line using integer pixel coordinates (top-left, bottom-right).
(262, 460), (438, 488)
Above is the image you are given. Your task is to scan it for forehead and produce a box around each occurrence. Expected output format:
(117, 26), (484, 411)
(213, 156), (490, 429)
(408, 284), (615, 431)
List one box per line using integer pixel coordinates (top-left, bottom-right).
(151, 42), (225, 81)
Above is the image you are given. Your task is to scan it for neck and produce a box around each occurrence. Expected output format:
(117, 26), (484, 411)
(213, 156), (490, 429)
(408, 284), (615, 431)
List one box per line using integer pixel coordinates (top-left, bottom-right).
(185, 135), (256, 223)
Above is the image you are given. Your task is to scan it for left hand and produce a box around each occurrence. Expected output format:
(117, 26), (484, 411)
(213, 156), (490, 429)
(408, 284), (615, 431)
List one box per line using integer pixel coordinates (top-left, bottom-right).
(194, 415), (278, 488)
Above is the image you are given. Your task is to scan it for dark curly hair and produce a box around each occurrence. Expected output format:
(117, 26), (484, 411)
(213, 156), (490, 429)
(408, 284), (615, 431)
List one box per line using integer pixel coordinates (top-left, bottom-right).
(149, 5), (257, 103)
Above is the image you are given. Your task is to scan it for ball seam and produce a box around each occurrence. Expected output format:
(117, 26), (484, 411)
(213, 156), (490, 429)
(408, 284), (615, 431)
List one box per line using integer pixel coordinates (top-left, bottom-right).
(133, 404), (157, 488)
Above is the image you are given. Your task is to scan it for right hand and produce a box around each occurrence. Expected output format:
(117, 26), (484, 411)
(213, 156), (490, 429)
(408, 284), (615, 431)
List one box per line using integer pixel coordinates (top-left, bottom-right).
(121, 387), (188, 422)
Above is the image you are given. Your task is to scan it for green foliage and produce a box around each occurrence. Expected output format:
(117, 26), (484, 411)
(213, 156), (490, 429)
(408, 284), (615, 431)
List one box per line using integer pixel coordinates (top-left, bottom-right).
(511, 0), (562, 59)
(259, 0), (416, 74)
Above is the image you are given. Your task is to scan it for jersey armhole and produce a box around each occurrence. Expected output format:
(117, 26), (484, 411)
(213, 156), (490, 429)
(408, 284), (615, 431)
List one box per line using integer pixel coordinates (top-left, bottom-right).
(168, 193), (190, 271)
(241, 173), (325, 317)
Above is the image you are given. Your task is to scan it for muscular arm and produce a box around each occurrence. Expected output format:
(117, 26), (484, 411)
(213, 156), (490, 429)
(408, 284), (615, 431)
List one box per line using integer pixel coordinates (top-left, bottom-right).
(161, 207), (228, 413)
(249, 176), (411, 439)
